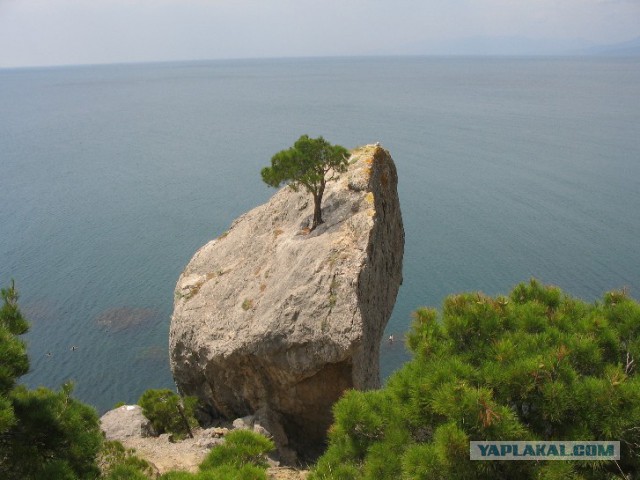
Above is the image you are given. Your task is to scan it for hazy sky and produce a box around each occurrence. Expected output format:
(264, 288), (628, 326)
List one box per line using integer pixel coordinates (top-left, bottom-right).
(1, 0), (639, 67)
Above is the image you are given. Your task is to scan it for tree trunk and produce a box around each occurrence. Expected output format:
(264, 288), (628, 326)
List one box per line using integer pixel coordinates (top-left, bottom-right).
(176, 403), (194, 438)
(311, 193), (323, 231)
(311, 181), (326, 231)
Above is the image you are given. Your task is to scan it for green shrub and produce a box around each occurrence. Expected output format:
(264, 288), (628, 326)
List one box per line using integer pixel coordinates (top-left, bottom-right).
(202, 464), (267, 480)
(311, 280), (640, 479)
(199, 429), (274, 471)
(0, 280), (29, 434)
(104, 464), (150, 480)
(158, 472), (198, 480)
(1, 381), (103, 479)
(98, 440), (154, 479)
(159, 465), (267, 480)
(0, 281), (105, 479)
(158, 470), (197, 480)
(138, 389), (198, 439)
(179, 429), (274, 480)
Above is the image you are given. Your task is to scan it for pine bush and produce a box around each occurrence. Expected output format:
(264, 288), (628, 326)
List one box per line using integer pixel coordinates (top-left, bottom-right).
(311, 280), (640, 479)
(138, 388), (198, 439)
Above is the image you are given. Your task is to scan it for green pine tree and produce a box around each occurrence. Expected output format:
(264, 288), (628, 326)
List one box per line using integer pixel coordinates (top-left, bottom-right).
(261, 135), (349, 231)
(0, 281), (103, 479)
(312, 280), (640, 480)
(0, 280), (29, 434)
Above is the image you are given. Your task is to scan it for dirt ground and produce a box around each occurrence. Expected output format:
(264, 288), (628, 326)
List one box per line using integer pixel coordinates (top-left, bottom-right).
(119, 430), (308, 479)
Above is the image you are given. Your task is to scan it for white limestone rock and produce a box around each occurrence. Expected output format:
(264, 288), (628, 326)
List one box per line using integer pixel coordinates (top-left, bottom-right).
(170, 144), (404, 459)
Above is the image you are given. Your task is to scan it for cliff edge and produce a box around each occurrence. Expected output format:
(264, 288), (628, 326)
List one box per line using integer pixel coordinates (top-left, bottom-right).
(169, 144), (404, 460)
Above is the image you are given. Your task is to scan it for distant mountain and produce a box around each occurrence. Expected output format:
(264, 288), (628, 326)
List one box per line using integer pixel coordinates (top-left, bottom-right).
(393, 36), (590, 56)
(386, 35), (640, 57)
(585, 37), (640, 56)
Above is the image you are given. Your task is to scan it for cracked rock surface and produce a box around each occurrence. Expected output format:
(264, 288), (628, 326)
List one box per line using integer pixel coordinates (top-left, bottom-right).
(169, 144), (404, 460)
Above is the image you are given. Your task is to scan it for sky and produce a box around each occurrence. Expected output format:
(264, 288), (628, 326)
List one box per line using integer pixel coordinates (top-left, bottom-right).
(0, 0), (639, 67)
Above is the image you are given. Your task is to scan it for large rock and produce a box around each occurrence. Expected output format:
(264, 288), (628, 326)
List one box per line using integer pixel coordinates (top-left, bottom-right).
(100, 405), (156, 440)
(169, 144), (404, 459)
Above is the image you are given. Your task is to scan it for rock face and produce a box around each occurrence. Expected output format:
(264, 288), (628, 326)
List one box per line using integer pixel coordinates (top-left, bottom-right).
(169, 144), (404, 459)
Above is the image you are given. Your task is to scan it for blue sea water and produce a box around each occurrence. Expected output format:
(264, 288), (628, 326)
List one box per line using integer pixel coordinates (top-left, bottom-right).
(1, 57), (639, 413)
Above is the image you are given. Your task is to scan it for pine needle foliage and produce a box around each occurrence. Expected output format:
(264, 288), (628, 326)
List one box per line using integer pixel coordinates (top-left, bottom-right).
(311, 279), (640, 480)
(0, 281), (29, 434)
(138, 389), (198, 439)
(99, 440), (155, 479)
(261, 135), (349, 231)
(199, 429), (274, 471)
(158, 429), (274, 480)
(0, 281), (103, 479)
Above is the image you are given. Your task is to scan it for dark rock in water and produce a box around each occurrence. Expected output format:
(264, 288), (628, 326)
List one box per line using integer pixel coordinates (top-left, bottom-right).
(170, 144), (404, 461)
(96, 307), (155, 332)
(136, 345), (168, 362)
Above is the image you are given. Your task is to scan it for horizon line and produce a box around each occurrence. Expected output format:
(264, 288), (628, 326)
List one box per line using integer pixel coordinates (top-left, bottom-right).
(2, 51), (637, 72)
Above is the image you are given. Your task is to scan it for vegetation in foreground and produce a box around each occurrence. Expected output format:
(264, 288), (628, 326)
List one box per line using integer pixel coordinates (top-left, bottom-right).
(0, 281), (103, 479)
(0, 281), (274, 479)
(5, 278), (640, 479)
(138, 388), (198, 440)
(100, 428), (274, 480)
(98, 440), (156, 480)
(312, 279), (640, 479)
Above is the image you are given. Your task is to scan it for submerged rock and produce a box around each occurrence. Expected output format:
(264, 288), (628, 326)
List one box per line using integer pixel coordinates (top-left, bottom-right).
(95, 307), (156, 332)
(169, 144), (404, 460)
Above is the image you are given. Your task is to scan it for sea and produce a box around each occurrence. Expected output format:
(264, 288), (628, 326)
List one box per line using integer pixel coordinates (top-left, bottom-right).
(1, 56), (639, 414)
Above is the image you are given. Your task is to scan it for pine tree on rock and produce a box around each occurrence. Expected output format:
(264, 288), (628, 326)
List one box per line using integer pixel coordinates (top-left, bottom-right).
(261, 135), (349, 231)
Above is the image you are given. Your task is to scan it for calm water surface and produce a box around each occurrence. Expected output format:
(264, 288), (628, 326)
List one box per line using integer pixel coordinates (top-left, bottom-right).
(1, 57), (639, 412)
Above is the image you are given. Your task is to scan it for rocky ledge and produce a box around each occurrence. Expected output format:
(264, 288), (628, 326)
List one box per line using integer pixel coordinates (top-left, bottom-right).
(169, 144), (404, 461)
(100, 406), (308, 478)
